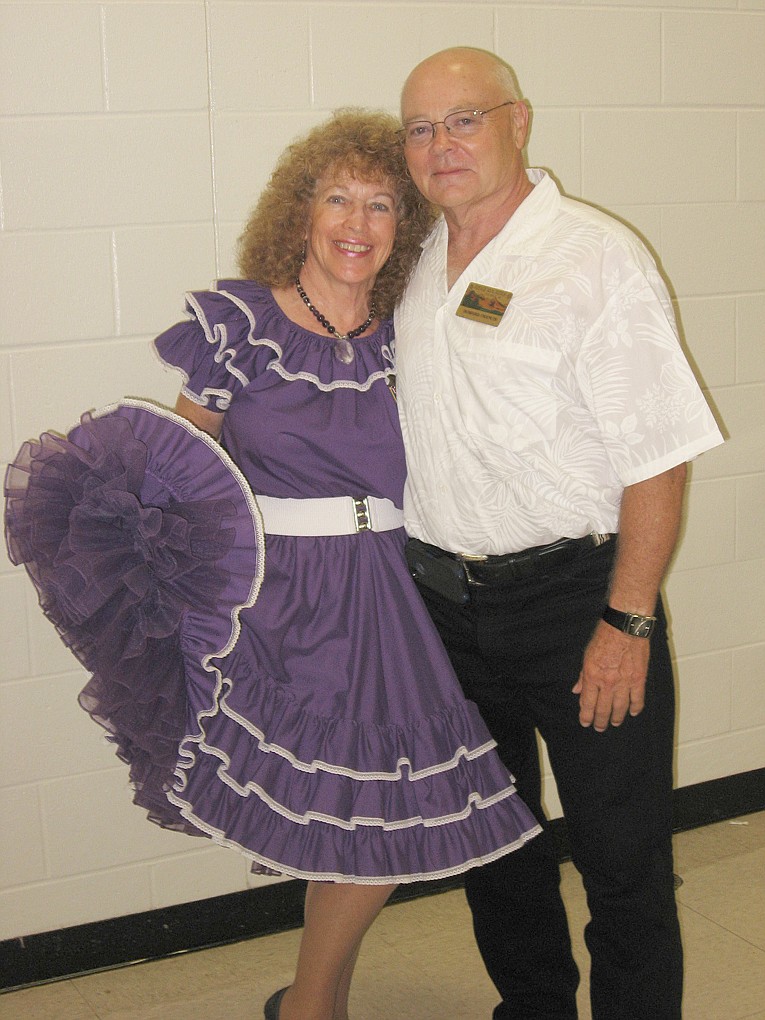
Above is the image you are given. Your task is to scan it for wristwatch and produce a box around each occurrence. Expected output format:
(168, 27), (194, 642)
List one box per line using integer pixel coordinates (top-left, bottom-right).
(602, 606), (656, 638)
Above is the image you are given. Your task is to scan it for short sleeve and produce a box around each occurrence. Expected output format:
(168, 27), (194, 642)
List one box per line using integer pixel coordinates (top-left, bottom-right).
(576, 242), (723, 486)
(154, 285), (263, 411)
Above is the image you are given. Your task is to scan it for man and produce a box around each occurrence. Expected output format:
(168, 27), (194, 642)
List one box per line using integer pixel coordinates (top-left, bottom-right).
(395, 48), (723, 1019)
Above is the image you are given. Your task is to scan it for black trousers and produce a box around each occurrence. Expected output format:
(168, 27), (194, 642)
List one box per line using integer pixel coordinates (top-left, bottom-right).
(415, 540), (683, 1020)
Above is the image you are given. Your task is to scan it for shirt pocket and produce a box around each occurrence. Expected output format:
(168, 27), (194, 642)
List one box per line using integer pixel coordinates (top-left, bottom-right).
(450, 336), (563, 452)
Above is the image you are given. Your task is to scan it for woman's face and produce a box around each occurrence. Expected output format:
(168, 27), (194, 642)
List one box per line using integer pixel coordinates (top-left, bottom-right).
(304, 173), (398, 292)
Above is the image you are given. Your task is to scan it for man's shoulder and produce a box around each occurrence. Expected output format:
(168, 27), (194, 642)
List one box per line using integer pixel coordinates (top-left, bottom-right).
(534, 193), (661, 291)
(556, 193), (649, 261)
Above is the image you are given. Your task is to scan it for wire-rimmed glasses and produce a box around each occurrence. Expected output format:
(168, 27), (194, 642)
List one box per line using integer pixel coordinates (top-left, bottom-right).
(397, 100), (516, 147)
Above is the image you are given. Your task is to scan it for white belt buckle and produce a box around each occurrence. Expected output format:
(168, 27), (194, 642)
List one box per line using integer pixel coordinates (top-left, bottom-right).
(353, 496), (371, 532)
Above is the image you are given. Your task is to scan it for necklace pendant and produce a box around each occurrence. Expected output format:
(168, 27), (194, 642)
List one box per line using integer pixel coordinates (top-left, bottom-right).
(333, 338), (355, 364)
(294, 279), (374, 360)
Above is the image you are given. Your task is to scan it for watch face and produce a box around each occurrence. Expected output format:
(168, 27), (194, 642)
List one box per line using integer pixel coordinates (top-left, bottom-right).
(603, 607), (655, 638)
(630, 618), (654, 638)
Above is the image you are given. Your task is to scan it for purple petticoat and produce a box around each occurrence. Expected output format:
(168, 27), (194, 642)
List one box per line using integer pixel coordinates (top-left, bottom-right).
(4, 400), (263, 834)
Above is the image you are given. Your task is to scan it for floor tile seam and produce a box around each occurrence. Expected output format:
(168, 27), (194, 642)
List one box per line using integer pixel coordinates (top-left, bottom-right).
(676, 845), (765, 876)
(372, 930), (478, 960)
(359, 930), (410, 950)
(360, 936), (461, 970)
(69, 972), (122, 1020)
(677, 900), (765, 951)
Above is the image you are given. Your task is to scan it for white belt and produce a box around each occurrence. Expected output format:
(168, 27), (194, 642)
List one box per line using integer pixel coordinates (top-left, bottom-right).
(255, 495), (404, 536)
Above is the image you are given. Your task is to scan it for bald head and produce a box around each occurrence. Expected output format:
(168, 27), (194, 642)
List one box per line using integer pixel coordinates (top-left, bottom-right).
(401, 48), (520, 117)
(399, 47), (531, 226)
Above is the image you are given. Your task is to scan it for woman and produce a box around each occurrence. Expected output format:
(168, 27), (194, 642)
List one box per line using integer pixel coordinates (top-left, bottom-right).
(5, 111), (540, 1020)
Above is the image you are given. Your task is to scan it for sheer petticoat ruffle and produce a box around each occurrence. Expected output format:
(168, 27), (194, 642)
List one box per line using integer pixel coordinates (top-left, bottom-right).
(4, 399), (541, 882)
(3, 400), (263, 834)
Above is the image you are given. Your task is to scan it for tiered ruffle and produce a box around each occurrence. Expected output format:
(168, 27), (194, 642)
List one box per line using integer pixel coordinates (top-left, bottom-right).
(170, 677), (538, 881)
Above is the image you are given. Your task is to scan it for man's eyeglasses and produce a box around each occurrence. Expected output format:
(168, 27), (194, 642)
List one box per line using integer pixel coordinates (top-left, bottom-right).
(397, 100), (516, 148)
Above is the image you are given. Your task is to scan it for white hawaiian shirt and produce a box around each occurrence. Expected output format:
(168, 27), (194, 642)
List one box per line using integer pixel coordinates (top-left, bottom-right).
(395, 169), (723, 556)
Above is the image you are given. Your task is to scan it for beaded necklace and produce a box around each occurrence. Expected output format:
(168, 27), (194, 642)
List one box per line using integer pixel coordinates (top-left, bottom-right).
(294, 278), (375, 364)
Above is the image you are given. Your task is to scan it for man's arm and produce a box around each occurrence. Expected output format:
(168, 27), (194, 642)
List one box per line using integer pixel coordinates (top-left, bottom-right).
(572, 462), (687, 732)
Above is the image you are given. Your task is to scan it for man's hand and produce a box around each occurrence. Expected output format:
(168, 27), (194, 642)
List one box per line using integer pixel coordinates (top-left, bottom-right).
(572, 620), (650, 731)
(572, 463), (687, 731)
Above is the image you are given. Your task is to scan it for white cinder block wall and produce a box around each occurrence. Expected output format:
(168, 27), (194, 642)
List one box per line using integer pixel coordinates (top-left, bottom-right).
(1, 0), (763, 941)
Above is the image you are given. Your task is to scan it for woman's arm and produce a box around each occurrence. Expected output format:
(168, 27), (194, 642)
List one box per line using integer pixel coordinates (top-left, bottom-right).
(173, 393), (225, 440)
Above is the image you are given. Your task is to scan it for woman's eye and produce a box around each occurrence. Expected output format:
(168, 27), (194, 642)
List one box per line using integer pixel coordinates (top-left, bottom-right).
(328, 194), (346, 204)
(371, 202), (391, 213)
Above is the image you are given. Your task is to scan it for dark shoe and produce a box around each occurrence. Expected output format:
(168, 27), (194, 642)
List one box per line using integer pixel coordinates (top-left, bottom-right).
(264, 986), (288, 1020)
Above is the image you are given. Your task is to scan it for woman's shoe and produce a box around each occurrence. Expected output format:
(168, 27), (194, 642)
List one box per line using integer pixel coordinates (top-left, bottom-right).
(264, 986), (289, 1020)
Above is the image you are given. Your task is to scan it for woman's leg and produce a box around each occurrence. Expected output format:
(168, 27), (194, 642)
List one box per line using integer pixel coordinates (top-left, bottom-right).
(303, 883), (363, 1020)
(332, 943), (361, 1020)
(277, 881), (396, 1020)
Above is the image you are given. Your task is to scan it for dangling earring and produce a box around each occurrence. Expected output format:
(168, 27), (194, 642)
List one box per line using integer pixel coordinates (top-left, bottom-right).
(300, 241), (307, 266)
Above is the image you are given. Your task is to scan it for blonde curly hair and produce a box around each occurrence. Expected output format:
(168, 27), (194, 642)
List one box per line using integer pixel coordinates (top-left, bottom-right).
(237, 109), (435, 319)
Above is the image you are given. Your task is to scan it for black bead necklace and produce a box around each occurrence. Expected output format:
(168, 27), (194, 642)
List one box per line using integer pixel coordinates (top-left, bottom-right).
(294, 278), (375, 342)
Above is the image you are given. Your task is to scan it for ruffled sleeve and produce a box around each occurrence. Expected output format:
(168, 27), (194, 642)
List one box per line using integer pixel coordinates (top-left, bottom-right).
(154, 281), (271, 412)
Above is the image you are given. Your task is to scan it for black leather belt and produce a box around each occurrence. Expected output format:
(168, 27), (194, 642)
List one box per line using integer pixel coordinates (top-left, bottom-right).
(454, 532), (613, 585)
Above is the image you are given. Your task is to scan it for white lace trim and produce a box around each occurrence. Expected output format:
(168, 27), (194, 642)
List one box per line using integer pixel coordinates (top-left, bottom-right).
(173, 666), (499, 788)
(267, 361), (393, 393)
(173, 754), (518, 831)
(220, 687), (497, 781)
(172, 676), (510, 835)
(156, 286), (396, 403)
(151, 337), (234, 411)
(187, 290), (252, 388)
(227, 283), (396, 392)
(163, 789), (542, 884)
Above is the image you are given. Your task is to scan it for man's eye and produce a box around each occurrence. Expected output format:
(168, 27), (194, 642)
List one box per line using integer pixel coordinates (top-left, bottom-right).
(407, 123), (431, 139)
(452, 114), (478, 128)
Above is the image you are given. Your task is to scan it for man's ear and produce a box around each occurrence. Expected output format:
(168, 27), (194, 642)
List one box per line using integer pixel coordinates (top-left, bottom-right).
(511, 100), (531, 151)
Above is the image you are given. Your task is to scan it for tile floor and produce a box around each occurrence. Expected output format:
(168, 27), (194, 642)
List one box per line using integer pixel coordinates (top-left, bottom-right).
(2, 811), (764, 1019)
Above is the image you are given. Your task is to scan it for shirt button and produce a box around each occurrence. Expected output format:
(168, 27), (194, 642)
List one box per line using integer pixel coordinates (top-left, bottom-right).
(434, 392), (441, 403)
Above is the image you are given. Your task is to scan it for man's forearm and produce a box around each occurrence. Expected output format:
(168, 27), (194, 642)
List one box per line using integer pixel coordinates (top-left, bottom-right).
(574, 462), (687, 729)
(607, 462), (687, 615)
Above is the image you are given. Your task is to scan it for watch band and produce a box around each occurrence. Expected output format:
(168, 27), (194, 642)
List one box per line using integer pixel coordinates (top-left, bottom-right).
(602, 606), (657, 638)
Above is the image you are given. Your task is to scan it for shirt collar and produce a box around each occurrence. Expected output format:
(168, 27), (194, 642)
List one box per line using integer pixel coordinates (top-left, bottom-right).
(420, 168), (560, 263)
(488, 168), (560, 256)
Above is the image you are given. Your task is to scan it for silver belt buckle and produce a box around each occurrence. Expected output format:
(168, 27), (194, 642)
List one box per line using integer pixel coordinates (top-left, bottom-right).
(456, 551), (488, 585)
(353, 496), (371, 532)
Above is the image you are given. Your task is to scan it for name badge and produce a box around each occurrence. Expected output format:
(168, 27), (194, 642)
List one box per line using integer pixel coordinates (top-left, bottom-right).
(456, 282), (512, 327)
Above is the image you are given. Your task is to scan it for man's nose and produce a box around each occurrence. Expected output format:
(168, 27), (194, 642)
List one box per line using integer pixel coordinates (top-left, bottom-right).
(430, 122), (454, 150)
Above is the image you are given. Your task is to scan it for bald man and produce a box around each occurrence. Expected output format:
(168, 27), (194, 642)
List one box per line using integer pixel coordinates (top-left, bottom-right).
(395, 48), (722, 1019)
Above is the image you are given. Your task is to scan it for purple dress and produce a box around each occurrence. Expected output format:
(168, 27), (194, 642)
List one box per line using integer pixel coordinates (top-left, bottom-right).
(4, 280), (540, 884)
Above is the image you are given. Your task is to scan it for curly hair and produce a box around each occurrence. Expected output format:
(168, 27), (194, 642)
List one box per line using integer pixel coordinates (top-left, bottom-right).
(237, 109), (435, 319)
